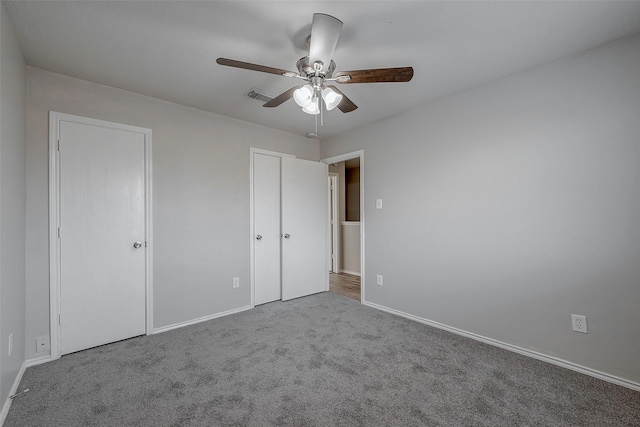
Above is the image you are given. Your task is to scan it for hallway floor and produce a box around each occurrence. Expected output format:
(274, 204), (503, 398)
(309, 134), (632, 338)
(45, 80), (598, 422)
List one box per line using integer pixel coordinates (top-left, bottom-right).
(329, 272), (361, 301)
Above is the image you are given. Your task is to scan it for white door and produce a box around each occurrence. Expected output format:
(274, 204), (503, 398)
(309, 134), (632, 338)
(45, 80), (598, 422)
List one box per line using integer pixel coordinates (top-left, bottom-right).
(59, 120), (146, 355)
(281, 157), (328, 301)
(254, 154), (282, 305)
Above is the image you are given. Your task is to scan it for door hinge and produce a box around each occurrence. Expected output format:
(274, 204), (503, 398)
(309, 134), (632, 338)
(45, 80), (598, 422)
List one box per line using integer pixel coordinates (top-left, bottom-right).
(57, 140), (60, 151)
(58, 314), (61, 326)
(57, 227), (60, 238)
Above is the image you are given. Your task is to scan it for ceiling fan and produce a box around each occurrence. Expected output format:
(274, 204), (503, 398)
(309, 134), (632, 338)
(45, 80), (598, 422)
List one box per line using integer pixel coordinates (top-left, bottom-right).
(216, 13), (414, 116)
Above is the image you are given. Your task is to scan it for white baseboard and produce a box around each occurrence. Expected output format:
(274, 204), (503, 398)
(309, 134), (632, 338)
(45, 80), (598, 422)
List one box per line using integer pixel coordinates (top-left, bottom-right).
(0, 364), (26, 426)
(24, 355), (52, 368)
(1, 355), (52, 426)
(339, 270), (361, 276)
(363, 300), (640, 392)
(153, 305), (251, 335)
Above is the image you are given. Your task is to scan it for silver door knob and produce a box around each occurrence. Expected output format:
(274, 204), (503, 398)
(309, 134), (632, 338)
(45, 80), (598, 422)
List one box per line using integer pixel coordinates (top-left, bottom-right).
(133, 242), (142, 249)
(284, 234), (290, 239)
(256, 235), (262, 240)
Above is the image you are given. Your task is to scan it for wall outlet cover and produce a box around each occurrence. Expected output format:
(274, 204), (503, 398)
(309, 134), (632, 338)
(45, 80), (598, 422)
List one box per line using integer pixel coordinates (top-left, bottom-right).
(376, 274), (383, 286)
(571, 314), (588, 333)
(36, 335), (51, 353)
(233, 277), (240, 288)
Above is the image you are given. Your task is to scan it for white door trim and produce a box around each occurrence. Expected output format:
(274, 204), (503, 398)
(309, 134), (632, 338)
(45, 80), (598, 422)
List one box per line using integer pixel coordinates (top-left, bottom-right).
(329, 173), (340, 275)
(321, 150), (365, 304)
(249, 148), (295, 308)
(49, 111), (153, 360)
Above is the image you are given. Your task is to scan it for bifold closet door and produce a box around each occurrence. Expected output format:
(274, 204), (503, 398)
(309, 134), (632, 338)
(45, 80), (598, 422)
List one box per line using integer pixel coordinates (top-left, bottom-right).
(254, 154), (282, 305)
(281, 157), (328, 301)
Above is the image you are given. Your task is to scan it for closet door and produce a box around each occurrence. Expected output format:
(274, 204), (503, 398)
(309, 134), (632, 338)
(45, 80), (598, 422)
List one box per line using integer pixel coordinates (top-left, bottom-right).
(59, 119), (146, 355)
(281, 157), (328, 301)
(254, 154), (282, 305)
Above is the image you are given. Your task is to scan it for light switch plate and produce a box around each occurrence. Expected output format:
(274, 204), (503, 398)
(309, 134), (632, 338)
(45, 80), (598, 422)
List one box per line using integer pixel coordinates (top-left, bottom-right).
(376, 199), (383, 209)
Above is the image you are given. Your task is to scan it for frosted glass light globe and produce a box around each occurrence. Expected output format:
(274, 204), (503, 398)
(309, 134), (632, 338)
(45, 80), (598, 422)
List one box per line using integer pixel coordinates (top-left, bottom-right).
(293, 85), (314, 108)
(322, 88), (343, 111)
(302, 96), (320, 115)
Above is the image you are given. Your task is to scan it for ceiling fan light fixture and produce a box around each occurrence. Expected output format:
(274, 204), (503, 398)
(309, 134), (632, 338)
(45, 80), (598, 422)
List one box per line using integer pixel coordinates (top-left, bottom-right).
(293, 85), (314, 107)
(302, 96), (320, 115)
(216, 13), (412, 118)
(322, 87), (342, 111)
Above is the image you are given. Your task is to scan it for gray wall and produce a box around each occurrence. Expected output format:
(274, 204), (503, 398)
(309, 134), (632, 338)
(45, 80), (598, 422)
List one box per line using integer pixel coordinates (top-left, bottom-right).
(0, 3), (26, 406)
(320, 33), (640, 384)
(25, 67), (319, 360)
(341, 223), (360, 276)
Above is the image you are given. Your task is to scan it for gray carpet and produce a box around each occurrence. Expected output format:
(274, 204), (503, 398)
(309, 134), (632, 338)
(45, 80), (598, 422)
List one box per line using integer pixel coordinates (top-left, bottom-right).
(5, 292), (640, 426)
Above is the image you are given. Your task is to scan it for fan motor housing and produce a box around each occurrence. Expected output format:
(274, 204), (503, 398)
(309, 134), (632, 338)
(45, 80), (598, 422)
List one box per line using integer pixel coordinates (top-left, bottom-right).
(296, 56), (336, 79)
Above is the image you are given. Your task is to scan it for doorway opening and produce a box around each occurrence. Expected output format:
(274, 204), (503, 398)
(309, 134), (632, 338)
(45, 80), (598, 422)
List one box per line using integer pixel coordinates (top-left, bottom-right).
(322, 151), (364, 303)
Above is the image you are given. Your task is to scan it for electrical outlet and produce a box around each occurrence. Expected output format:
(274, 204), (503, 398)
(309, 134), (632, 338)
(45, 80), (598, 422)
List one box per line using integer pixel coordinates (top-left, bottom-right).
(376, 199), (383, 209)
(8, 333), (13, 356)
(376, 274), (383, 286)
(571, 314), (588, 333)
(232, 277), (240, 288)
(36, 335), (51, 353)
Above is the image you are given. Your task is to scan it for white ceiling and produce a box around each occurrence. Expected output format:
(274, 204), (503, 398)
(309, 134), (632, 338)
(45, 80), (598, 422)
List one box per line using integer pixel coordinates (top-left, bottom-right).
(4, 1), (640, 139)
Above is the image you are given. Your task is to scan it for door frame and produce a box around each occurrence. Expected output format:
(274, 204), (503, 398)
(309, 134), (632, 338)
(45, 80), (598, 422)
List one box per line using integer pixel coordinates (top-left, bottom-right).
(249, 148), (295, 308)
(321, 150), (365, 303)
(328, 173), (340, 274)
(48, 111), (153, 360)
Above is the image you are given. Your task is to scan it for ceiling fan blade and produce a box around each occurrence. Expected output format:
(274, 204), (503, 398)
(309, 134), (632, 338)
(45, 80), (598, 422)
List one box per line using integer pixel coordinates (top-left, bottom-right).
(334, 67), (414, 84)
(309, 14), (343, 74)
(327, 85), (358, 113)
(216, 58), (295, 77)
(263, 86), (302, 108)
